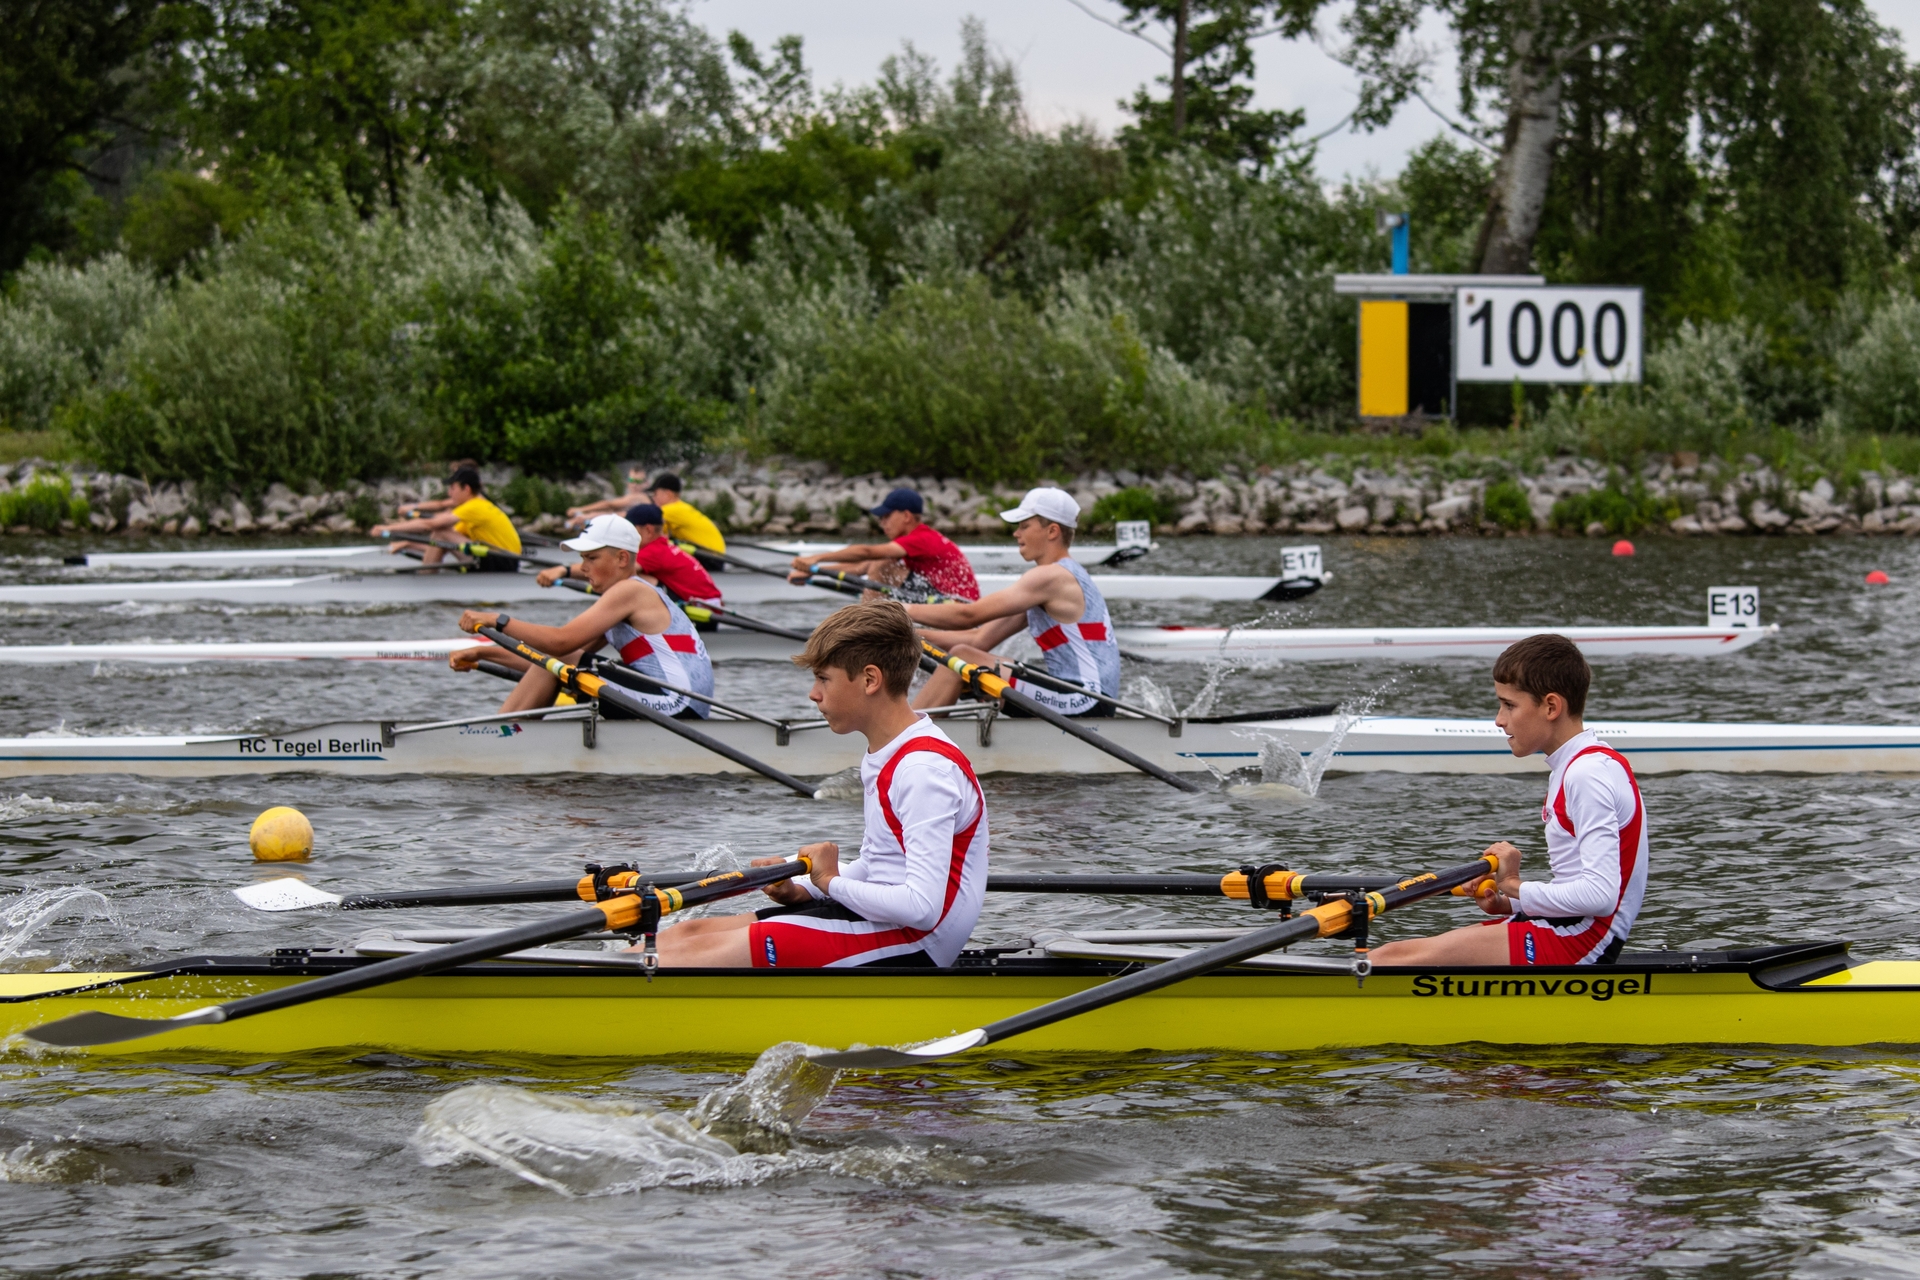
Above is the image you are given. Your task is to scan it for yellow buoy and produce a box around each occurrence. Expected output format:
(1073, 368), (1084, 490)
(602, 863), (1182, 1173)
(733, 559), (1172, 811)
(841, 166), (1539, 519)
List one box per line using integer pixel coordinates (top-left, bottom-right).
(250, 806), (314, 861)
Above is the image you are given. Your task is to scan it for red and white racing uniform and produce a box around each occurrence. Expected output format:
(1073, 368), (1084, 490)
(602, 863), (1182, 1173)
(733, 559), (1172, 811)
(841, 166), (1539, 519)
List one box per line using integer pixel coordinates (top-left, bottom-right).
(1502, 728), (1649, 965)
(749, 718), (988, 968)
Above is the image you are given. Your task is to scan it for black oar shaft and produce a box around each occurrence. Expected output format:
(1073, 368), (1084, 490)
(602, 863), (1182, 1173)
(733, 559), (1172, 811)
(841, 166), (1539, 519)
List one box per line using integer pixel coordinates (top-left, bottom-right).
(338, 870), (709, 911)
(986, 873), (1401, 896)
(1006, 681), (1203, 795)
(479, 627), (819, 799)
(975, 856), (1498, 1047)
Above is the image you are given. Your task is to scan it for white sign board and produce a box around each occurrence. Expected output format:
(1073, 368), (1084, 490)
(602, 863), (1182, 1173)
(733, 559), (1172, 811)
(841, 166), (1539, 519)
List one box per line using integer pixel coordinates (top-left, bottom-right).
(1707, 585), (1760, 628)
(1455, 286), (1642, 385)
(1115, 521), (1152, 550)
(1281, 545), (1324, 581)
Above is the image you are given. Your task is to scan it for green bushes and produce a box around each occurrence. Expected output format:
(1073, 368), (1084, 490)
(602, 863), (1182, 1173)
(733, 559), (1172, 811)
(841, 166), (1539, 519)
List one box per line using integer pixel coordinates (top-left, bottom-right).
(758, 276), (1259, 484)
(0, 473), (88, 532)
(1550, 483), (1673, 535)
(0, 256), (162, 431)
(1834, 295), (1920, 435)
(499, 475), (584, 518)
(1090, 486), (1176, 528)
(1481, 480), (1533, 530)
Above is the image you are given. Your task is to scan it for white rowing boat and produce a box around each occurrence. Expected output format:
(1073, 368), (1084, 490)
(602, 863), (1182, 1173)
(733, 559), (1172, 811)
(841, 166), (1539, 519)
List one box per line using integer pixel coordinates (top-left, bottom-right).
(60, 539), (1147, 571)
(1114, 623), (1779, 662)
(0, 713), (1910, 779)
(0, 619), (1779, 667)
(0, 570), (1309, 607)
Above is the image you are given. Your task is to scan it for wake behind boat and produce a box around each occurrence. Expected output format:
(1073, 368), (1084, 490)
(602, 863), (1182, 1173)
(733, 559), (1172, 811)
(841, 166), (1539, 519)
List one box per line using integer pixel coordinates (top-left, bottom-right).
(0, 712), (1911, 778)
(2, 940), (1909, 1056)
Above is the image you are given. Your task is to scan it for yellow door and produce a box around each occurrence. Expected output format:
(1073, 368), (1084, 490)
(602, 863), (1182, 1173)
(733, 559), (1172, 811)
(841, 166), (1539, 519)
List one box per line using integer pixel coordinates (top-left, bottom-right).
(1359, 300), (1410, 417)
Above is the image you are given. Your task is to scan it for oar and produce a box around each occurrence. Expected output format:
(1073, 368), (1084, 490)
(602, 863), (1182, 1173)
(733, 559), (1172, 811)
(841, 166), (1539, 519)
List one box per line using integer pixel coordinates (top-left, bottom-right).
(809, 854), (1500, 1069)
(557, 578), (815, 644)
(478, 627), (820, 799)
(232, 865), (710, 912)
(918, 639), (1202, 793)
(986, 655), (1178, 727)
(233, 867), (1406, 913)
(27, 860), (815, 1048)
(693, 544), (957, 604)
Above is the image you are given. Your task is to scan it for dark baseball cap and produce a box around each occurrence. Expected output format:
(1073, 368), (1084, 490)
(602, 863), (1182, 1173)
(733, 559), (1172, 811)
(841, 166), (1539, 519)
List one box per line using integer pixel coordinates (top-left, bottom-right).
(625, 502), (665, 528)
(870, 487), (924, 517)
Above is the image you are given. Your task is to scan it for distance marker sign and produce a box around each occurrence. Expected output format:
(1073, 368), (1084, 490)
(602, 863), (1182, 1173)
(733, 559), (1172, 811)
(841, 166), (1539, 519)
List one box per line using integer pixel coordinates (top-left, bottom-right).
(1455, 286), (1642, 385)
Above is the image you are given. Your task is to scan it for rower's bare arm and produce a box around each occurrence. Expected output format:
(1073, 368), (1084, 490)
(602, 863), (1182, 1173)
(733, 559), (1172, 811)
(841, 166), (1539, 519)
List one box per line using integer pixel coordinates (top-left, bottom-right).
(907, 567), (1070, 628)
(918, 614), (1027, 653)
(458, 582), (666, 655)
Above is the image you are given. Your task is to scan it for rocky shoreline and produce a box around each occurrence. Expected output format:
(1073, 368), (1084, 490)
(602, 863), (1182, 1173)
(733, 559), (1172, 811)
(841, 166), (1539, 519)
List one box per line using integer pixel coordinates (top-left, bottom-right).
(6, 453), (1918, 538)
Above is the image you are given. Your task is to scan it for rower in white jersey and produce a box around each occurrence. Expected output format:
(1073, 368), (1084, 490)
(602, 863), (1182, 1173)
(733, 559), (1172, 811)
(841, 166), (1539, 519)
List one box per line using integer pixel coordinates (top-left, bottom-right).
(903, 487), (1121, 716)
(452, 514), (714, 719)
(1372, 633), (1650, 968)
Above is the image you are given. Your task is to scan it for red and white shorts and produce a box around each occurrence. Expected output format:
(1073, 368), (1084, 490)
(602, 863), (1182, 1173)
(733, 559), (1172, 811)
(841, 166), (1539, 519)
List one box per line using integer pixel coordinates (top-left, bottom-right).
(748, 901), (935, 969)
(1492, 914), (1619, 965)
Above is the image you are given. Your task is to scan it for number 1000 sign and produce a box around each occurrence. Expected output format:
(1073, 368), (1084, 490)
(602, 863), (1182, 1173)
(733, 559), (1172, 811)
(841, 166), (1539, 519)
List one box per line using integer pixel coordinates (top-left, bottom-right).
(1454, 287), (1642, 385)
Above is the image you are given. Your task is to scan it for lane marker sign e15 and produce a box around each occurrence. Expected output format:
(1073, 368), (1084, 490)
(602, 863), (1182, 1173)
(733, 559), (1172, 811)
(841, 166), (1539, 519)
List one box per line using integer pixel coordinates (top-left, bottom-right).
(1708, 586), (1760, 628)
(1115, 521), (1152, 549)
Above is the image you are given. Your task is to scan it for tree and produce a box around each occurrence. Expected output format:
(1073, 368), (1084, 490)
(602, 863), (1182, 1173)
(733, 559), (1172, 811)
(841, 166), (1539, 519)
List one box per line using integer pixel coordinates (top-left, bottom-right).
(1333, 0), (1920, 298)
(1070, 1), (1307, 169)
(0, 0), (187, 272)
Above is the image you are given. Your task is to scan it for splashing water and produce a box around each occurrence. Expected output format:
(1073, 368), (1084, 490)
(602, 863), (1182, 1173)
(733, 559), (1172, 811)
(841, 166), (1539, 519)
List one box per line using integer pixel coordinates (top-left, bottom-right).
(412, 1042), (873, 1196)
(1122, 676), (1179, 720)
(0, 888), (116, 964)
(811, 766), (861, 801)
(1229, 692), (1381, 800)
(1181, 660), (1238, 718)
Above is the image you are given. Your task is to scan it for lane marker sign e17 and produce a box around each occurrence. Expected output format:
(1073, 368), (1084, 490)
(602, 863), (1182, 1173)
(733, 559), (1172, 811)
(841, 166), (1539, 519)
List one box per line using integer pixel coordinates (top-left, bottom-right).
(1708, 586), (1760, 628)
(1282, 545), (1325, 581)
(1456, 287), (1643, 385)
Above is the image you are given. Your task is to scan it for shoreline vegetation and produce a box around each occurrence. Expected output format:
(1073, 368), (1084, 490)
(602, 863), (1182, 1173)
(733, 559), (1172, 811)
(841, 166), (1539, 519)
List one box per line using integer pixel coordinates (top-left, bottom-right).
(10, 444), (1920, 541)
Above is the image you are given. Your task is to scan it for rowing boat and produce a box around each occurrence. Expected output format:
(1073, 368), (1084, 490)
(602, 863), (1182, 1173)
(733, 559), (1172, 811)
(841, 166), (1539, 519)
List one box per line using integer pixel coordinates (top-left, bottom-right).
(0, 620), (1778, 667)
(1, 712), (1912, 778)
(61, 540), (1152, 571)
(1116, 623), (1779, 662)
(0, 570), (1306, 607)
(3, 940), (1910, 1056)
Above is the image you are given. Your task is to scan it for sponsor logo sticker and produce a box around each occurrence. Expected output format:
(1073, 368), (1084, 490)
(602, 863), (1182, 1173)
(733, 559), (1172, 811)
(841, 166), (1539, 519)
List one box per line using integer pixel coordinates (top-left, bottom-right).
(763, 936), (778, 967)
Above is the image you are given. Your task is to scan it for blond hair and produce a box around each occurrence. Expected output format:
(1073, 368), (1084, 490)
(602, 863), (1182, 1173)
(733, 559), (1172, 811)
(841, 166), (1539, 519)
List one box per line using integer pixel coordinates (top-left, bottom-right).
(792, 600), (920, 696)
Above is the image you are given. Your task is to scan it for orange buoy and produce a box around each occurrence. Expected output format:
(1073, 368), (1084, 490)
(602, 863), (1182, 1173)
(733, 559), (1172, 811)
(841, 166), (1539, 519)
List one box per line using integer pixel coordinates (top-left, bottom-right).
(1867, 570), (1891, 585)
(1612, 540), (1635, 557)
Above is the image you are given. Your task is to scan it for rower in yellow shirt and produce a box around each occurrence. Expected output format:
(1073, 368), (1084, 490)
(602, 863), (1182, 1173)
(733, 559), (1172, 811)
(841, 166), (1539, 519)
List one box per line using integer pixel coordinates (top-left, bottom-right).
(371, 466), (523, 564)
(643, 472), (727, 571)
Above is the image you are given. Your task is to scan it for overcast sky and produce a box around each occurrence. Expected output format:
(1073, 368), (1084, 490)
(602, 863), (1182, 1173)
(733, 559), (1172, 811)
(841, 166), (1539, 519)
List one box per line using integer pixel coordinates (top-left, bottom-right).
(697, 0), (1920, 182)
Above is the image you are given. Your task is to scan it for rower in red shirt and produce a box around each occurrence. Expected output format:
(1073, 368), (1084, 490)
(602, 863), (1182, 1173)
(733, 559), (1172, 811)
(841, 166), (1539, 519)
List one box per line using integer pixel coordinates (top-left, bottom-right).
(535, 502), (722, 607)
(787, 488), (980, 601)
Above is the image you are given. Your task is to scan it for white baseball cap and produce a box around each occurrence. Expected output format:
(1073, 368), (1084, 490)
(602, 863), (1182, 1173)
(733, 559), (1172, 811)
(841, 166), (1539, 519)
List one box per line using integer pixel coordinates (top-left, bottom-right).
(1000, 486), (1080, 529)
(563, 514), (641, 554)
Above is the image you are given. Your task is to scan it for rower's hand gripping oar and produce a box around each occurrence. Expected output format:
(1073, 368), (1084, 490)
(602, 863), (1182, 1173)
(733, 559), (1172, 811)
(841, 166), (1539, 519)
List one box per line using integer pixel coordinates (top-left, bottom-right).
(553, 576), (816, 645)
(808, 853), (1500, 1070)
(694, 544), (959, 605)
(26, 859), (816, 1048)
(478, 626), (820, 799)
(919, 639), (1203, 794)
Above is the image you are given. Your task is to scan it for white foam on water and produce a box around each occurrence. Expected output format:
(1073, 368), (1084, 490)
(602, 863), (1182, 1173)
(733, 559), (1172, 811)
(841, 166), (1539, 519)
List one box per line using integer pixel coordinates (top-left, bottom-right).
(1121, 676), (1178, 720)
(0, 888), (116, 963)
(1225, 691), (1381, 800)
(0, 795), (117, 823)
(412, 1041), (937, 1196)
(1181, 660), (1238, 718)
(811, 766), (861, 801)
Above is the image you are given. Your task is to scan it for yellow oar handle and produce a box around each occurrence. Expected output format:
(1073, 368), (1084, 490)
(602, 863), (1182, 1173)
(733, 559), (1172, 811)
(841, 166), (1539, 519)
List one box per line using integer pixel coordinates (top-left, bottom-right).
(1219, 869), (1310, 902)
(923, 642), (1011, 698)
(1439, 854), (1503, 898)
(577, 859), (816, 905)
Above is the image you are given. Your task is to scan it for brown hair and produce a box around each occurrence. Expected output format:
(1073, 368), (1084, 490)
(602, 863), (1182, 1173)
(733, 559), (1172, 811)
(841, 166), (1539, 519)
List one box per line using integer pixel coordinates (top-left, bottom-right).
(792, 600), (920, 697)
(1492, 633), (1590, 716)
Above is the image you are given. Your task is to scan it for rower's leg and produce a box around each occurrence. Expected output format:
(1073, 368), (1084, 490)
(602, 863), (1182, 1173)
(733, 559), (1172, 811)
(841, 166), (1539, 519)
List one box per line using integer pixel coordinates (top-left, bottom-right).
(419, 545), (447, 565)
(1370, 919), (1513, 966)
(912, 665), (962, 710)
(498, 665), (561, 713)
(648, 911), (755, 966)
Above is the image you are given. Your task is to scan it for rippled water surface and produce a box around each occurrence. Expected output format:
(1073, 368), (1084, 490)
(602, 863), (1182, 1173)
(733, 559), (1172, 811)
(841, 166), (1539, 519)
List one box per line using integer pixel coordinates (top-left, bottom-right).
(2, 533), (1920, 1277)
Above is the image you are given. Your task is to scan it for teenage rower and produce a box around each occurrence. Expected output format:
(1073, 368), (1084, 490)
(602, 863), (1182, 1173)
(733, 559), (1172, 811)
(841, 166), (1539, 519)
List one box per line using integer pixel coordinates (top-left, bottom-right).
(451, 514), (712, 718)
(394, 459), (481, 519)
(787, 487), (980, 600)
(641, 473), (727, 571)
(900, 486), (1118, 716)
(653, 600), (988, 968)
(372, 466), (522, 564)
(534, 503), (722, 608)
(1371, 633), (1648, 967)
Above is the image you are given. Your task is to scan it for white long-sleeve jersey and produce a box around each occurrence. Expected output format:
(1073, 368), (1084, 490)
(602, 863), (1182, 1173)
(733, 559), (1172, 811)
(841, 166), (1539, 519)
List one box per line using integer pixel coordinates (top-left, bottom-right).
(805, 716), (988, 966)
(1516, 729), (1648, 946)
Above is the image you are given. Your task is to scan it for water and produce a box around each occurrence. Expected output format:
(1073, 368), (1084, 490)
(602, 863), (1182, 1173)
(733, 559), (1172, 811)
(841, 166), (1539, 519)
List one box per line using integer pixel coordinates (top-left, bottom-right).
(2, 533), (1920, 1276)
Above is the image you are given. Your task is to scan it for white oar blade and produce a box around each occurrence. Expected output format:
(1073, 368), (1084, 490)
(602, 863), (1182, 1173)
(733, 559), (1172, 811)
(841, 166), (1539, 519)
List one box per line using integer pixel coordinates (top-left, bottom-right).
(809, 1028), (988, 1070)
(25, 1006), (227, 1047)
(233, 878), (342, 912)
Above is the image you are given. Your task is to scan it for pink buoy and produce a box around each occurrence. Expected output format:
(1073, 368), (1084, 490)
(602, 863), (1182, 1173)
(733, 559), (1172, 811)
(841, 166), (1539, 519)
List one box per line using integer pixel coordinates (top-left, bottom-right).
(1866, 570), (1891, 585)
(1612, 540), (1635, 557)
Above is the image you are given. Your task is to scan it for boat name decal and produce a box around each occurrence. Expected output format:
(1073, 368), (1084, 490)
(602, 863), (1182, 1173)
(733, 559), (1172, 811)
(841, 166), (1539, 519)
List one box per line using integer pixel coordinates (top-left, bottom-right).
(235, 736), (385, 758)
(1411, 973), (1652, 1000)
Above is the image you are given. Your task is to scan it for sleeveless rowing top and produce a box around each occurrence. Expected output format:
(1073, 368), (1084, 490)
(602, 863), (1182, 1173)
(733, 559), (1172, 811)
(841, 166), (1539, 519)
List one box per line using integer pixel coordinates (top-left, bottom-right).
(1024, 557), (1120, 698)
(603, 580), (714, 719)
